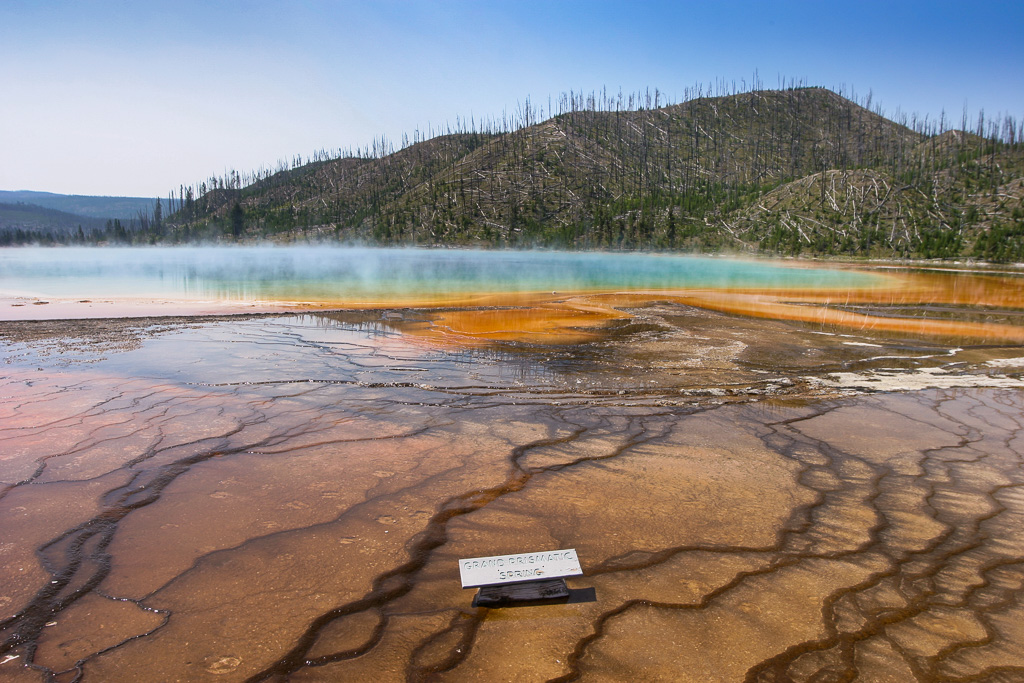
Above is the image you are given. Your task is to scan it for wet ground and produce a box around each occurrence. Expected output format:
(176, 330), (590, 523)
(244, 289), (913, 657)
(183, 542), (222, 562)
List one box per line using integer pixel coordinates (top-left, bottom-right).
(2, 302), (1024, 682)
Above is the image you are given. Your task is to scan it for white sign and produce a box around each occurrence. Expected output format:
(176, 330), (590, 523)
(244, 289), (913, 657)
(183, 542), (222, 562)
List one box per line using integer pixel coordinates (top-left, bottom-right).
(459, 548), (582, 588)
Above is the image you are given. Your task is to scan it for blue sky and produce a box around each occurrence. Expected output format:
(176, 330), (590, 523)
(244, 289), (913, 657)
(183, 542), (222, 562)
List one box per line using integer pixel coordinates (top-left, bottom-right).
(2, 0), (1022, 197)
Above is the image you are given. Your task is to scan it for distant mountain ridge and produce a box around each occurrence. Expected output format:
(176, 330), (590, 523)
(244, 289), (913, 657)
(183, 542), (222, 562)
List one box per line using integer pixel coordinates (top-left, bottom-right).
(0, 191), (157, 221)
(0, 202), (110, 237)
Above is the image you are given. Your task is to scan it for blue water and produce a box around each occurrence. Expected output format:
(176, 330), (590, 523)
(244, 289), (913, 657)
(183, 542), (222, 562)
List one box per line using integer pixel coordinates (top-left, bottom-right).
(0, 246), (882, 302)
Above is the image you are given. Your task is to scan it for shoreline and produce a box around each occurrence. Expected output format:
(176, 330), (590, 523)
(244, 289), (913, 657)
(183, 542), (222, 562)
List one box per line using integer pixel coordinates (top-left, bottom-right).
(5, 299), (1024, 401)
(6, 249), (1024, 345)
(0, 294), (335, 322)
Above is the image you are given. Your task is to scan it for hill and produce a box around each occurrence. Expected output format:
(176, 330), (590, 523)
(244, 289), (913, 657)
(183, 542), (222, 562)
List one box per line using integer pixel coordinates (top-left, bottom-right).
(173, 88), (934, 249)
(7, 87), (1023, 261)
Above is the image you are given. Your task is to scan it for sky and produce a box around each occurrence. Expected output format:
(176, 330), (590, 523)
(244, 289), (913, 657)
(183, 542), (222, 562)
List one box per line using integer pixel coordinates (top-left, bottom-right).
(2, 0), (1023, 198)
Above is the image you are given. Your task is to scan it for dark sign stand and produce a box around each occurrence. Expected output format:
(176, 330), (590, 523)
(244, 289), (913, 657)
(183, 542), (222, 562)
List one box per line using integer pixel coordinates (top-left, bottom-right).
(472, 578), (571, 607)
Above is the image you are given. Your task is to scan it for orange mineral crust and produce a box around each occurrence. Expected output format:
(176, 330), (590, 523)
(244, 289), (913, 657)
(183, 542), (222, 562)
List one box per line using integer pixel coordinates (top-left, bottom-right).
(5, 251), (1024, 344)
(3, 323), (1024, 681)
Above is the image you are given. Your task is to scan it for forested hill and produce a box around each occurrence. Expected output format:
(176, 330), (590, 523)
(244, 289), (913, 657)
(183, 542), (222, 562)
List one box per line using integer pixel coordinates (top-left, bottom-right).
(11, 87), (1024, 261)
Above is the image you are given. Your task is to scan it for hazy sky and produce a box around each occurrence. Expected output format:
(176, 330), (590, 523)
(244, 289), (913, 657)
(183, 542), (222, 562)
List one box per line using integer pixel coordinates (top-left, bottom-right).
(3, 0), (1022, 197)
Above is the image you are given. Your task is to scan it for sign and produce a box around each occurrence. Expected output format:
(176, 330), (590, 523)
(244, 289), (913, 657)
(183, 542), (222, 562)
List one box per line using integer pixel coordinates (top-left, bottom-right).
(459, 548), (582, 588)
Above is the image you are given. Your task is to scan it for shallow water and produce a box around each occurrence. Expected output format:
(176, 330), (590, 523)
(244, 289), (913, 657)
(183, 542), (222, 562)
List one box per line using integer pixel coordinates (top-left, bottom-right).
(6, 247), (1024, 346)
(0, 246), (882, 302)
(3, 305), (1024, 682)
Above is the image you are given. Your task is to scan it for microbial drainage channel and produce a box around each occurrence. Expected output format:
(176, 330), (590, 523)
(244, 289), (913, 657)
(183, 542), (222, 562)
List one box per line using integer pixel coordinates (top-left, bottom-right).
(546, 390), (1024, 682)
(1, 310), (1024, 681)
(245, 413), (669, 681)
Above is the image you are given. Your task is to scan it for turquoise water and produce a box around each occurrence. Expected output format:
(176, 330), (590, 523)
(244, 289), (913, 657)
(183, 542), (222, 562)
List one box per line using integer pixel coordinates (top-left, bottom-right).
(0, 246), (882, 302)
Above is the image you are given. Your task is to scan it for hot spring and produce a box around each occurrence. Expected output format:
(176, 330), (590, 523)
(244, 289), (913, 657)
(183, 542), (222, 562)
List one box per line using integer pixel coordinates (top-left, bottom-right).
(3, 246), (1024, 682)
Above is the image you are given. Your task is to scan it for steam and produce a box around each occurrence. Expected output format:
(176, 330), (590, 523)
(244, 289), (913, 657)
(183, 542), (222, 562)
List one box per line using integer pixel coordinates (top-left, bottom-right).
(0, 245), (882, 303)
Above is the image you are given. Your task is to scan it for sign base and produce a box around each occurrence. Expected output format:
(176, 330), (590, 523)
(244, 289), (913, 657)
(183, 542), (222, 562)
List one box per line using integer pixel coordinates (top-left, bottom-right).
(473, 578), (570, 607)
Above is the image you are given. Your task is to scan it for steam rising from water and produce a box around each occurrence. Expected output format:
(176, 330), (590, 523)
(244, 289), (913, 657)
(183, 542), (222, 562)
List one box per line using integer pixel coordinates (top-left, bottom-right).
(0, 246), (881, 303)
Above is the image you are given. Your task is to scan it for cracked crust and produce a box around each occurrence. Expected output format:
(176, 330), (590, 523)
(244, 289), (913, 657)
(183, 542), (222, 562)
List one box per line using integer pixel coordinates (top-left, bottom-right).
(1, 309), (1024, 681)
